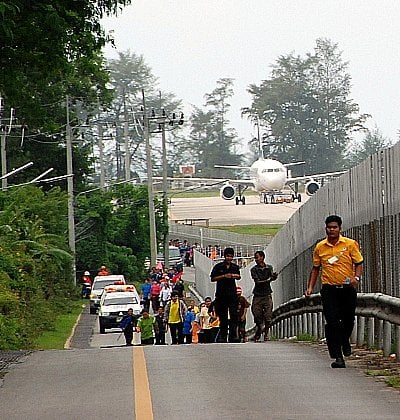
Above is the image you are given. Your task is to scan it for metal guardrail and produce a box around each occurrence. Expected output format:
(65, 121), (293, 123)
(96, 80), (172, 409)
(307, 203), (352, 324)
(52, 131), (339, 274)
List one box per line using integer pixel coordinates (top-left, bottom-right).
(169, 222), (271, 250)
(270, 292), (400, 358)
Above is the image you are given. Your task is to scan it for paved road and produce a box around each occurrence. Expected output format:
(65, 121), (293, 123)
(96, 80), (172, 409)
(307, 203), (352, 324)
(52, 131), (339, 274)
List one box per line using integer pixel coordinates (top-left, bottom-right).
(169, 194), (308, 226)
(2, 328), (400, 419)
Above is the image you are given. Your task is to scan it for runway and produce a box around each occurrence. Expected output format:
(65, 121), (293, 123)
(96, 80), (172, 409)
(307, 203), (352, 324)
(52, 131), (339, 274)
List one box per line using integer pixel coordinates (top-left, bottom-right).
(169, 193), (308, 226)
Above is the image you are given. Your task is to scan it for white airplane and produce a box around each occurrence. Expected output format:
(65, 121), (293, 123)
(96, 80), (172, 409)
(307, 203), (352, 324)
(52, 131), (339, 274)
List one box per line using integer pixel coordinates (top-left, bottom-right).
(212, 157), (346, 204)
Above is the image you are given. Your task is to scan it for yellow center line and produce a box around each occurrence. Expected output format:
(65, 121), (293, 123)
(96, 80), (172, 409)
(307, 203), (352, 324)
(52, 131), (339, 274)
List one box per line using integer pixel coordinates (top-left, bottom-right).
(133, 346), (154, 420)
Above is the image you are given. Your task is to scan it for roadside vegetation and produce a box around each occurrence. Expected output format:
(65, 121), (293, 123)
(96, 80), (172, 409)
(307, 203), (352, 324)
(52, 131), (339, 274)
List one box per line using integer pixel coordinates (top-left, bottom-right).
(34, 301), (84, 350)
(0, 184), (164, 350)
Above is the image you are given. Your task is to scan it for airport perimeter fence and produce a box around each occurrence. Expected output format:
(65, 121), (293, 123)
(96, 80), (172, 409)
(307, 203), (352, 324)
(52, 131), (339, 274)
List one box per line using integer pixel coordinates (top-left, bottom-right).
(265, 142), (400, 355)
(192, 142), (400, 354)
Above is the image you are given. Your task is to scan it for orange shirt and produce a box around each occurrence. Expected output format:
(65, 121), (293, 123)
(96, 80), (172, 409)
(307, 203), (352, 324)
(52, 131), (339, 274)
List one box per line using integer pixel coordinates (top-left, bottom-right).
(313, 235), (363, 285)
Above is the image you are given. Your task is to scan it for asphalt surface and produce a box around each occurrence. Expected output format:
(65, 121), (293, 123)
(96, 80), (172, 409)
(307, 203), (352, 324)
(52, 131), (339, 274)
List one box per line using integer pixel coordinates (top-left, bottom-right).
(1, 338), (400, 420)
(169, 194), (308, 226)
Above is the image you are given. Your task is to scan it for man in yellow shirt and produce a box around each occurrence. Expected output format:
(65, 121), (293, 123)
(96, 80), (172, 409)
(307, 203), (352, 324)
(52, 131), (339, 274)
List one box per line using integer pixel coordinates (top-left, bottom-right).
(164, 291), (187, 344)
(305, 215), (363, 368)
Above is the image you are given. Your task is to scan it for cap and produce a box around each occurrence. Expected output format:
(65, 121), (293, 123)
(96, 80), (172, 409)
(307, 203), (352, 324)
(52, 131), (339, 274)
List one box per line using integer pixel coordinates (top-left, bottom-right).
(84, 271), (90, 276)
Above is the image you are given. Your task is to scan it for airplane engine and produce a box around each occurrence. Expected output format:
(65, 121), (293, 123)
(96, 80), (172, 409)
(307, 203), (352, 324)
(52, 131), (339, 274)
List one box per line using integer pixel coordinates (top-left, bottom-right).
(305, 180), (320, 196)
(220, 184), (236, 200)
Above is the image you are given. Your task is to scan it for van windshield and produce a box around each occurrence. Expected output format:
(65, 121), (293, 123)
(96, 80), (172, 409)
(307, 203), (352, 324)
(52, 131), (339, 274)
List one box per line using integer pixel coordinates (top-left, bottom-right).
(104, 296), (138, 306)
(169, 249), (181, 258)
(93, 279), (117, 290)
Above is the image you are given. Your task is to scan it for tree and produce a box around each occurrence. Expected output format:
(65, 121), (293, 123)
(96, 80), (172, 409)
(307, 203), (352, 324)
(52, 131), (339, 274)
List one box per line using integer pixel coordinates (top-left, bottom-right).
(244, 39), (369, 174)
(75, 184), (167, 280)
(101, 51), (183, 180)
(0, 1), (131, 189)
(187, 79), (242, 177)
(346, 127), (392, 167)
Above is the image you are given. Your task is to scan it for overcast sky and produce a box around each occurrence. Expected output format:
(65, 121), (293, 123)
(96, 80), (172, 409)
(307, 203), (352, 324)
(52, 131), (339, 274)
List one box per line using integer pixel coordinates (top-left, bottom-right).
(102, 0), (400, 151)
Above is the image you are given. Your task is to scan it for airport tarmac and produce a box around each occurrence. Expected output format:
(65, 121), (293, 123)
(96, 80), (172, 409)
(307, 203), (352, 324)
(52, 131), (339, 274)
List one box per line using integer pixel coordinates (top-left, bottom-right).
(169, 193), (308, 226)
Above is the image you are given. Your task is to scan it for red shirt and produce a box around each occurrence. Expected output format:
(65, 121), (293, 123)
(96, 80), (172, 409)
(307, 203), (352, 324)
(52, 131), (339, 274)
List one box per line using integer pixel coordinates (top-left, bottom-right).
(150, 284), (161, 297)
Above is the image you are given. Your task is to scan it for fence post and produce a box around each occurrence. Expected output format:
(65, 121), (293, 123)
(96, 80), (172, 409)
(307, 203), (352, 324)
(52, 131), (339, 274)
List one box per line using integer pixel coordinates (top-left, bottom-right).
(396, 325), (400, 359)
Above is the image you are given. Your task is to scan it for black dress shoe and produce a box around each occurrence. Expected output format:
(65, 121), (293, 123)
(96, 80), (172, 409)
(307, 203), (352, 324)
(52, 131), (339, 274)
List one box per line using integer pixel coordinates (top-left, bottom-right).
(331, 358), (346, 368)
(342, 341), (352, 357)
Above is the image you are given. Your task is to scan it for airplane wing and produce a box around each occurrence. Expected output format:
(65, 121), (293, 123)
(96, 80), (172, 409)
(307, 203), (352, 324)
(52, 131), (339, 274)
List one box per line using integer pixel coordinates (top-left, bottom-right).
(214, 165), (252, 170)
(287, 170), (346, 183)
(152, 176), (255, 187)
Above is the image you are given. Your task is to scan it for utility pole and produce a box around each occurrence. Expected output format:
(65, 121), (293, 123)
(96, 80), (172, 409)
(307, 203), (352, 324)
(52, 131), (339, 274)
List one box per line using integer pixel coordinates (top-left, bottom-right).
(161, 116), (169, 268)
(123, 90), (130, 181)
(142, 89), (158, 267)
(66, 96), (76, 285)
(143, 92), (184, 268)
(1, 97), (24, 191)
(98, 121), (105, 190)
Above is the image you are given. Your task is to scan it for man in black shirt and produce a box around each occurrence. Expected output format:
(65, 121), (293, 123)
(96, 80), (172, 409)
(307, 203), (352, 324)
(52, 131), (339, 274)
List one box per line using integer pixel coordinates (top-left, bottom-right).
(250, 250), (278, 341)
(210, 247), (241, 343)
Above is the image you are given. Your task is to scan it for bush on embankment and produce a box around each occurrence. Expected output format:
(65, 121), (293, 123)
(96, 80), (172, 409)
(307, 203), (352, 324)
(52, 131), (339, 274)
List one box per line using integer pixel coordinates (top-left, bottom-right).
(0, 186), (80, 349)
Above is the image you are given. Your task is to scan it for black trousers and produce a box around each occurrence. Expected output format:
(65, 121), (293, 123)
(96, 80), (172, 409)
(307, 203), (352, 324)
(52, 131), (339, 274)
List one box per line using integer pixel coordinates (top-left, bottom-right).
(320, 285), (357, 359)
(155, 331), (166, 345)
(214, 295), (238, 341)
(124, 328), (133, 345)
(169, 322), (184, 344)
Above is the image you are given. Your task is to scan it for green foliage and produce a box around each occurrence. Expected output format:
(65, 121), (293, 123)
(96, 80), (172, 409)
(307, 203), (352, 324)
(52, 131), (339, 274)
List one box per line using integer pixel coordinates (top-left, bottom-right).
(75, 184), (167, 281)
(244, 38), (369, 173)
(34, 301), (83, 350)
(186, 78), (242, 177)
(0, 1), (131, 192)
(346, 127), (392, 167)
(295, 333), (318, 342)
(102, 50), (183, 179)
(0, 185), (79, 349)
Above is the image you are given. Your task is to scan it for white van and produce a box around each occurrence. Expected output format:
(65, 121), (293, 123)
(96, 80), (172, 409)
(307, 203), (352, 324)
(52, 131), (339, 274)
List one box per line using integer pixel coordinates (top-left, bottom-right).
(89, 275), (125, 314)
(98, 284), (142, 334)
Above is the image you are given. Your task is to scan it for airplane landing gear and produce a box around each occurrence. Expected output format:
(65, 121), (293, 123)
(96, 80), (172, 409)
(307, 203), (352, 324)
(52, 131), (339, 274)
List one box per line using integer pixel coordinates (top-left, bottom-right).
(235, 185), (247, 205)
(235, 196), (246, 205)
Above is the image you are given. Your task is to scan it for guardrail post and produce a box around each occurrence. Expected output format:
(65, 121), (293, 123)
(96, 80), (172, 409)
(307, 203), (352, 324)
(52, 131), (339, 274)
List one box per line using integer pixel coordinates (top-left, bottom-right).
(367, 317), (375, 348)
(312, 313), (318, 338)
(317, 312), (324, 338)
(396, 326), (400, 359)
(383, 321), (392, 356)
(307, 313), (312, 335)
(357, 316), (365, 347)
(376, 319), (383, 349)
(351, 317), (357, 344)
(296, 314), (302, 337)
(283, 318), (288, 338)
(302, 313), (307, 335)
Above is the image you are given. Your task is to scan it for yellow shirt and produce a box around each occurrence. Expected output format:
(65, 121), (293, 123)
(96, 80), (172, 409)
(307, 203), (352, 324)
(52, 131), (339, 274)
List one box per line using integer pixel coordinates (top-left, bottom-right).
(313, 235), (363, 285)
(168, 300), (181, 323)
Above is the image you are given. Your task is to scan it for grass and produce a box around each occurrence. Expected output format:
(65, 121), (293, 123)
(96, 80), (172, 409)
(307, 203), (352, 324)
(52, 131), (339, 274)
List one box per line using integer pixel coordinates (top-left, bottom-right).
(295, 333), (318, 342)
(212, 224), (283, 236)
(34, 301), (84, 350)
(385, 376), (400, 388)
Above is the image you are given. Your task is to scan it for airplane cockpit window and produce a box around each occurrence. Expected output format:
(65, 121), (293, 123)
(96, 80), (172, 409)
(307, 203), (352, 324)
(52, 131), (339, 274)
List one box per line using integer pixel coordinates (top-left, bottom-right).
(268, 169), (273, 172)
